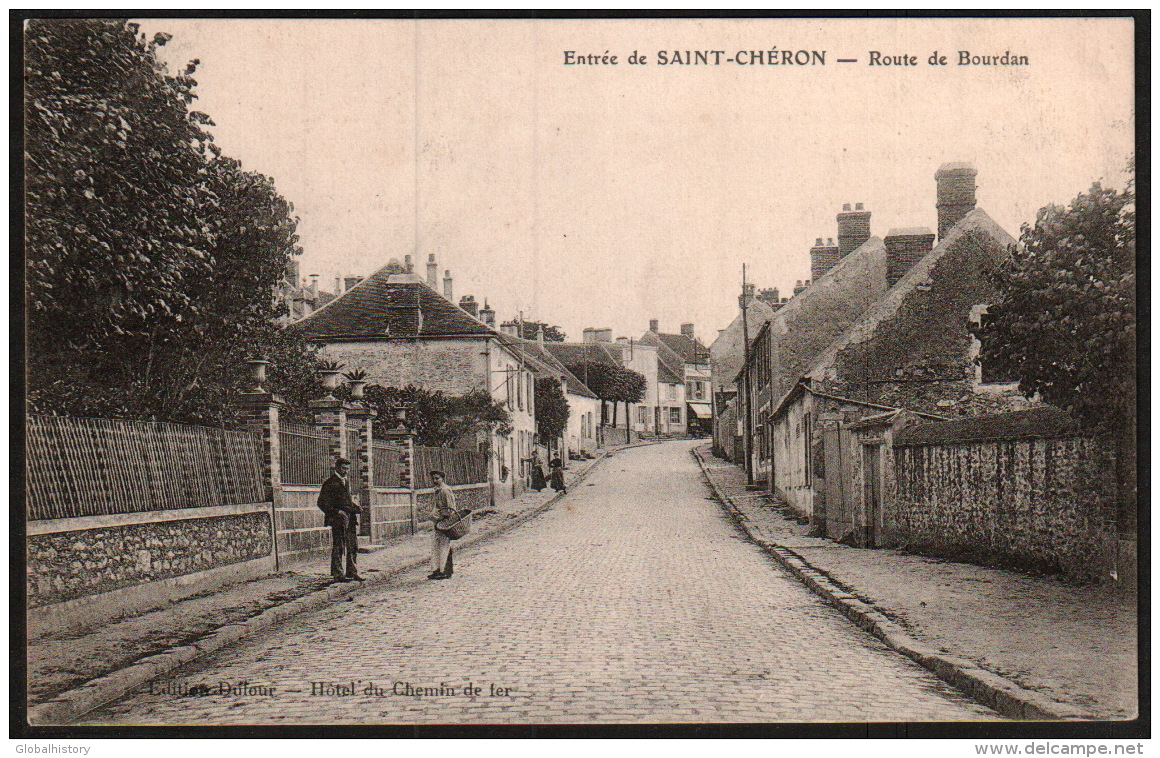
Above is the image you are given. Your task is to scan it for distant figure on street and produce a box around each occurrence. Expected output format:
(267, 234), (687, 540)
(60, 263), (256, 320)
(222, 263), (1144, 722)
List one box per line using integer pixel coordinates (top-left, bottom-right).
(529, 455), (547, 491)
(317, 457), (363, 583)
(549, 457), (567, 494)
(428, 470), (458, 580)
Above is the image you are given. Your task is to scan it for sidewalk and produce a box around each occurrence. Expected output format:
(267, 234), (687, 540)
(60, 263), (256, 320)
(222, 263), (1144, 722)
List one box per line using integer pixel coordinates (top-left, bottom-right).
(27, 445), (642, 724)
(693, 444), (1138, 722)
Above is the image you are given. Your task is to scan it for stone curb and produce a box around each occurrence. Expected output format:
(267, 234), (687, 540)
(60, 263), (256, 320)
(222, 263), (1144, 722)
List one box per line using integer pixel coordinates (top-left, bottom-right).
(27, 447), (628, 727)
(690, 446), (1094, 723)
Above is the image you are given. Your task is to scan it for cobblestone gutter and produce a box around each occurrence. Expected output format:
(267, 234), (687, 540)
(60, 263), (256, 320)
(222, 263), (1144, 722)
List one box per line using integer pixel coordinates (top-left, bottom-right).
(691, 446), (1094, 722)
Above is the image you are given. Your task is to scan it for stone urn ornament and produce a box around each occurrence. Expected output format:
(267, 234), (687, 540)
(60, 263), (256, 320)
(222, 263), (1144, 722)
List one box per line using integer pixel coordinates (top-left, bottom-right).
(245, 359), (270, 392)
(318, 361), (343, 400)
(344, 369), (369, 400)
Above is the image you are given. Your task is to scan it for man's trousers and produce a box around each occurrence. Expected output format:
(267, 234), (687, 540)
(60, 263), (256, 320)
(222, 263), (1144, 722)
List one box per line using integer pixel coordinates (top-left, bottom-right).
(330, 512), (358, 579)
(431, 529), (452, 574)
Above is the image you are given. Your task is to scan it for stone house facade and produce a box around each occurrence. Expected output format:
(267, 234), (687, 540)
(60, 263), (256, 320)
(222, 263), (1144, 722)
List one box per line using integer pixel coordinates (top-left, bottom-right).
(287, 260), (539, 501)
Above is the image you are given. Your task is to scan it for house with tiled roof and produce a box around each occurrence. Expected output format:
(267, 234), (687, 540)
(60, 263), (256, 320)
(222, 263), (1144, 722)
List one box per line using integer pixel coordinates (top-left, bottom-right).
(542, 334), (660, 441)
(641, 322), (713, 437)
(287, 257), (540, 501)
(745, 164), (1035, 539)
(497, 329), (603, 458)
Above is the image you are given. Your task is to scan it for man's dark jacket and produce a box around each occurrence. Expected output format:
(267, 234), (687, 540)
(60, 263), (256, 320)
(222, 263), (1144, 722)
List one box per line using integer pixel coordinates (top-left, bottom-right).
(318, 473), (360, 525)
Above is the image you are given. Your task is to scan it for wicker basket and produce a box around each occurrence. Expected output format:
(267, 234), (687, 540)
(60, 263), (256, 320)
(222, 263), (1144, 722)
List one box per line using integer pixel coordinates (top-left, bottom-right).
(435, 509), (472, 540)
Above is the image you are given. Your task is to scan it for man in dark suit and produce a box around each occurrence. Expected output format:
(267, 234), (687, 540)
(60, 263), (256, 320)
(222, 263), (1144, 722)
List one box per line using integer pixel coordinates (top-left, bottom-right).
(317, 457), (364, 583)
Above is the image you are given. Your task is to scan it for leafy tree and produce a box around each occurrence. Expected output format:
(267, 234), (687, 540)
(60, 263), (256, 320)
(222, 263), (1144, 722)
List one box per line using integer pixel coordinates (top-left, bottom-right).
(25, 19), (320, 425)
(534, 377), (570, 443)
(337, 384), (512, 447)
(974, 181), (1135, 431)
(518, 321), (566, 342)
(973, 178), (1136, 531)
(563, 362), (645, 427)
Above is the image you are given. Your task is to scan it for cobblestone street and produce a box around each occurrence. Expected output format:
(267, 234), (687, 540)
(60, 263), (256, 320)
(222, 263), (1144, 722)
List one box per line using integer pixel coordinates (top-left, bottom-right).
(82, 441), (1001, 724)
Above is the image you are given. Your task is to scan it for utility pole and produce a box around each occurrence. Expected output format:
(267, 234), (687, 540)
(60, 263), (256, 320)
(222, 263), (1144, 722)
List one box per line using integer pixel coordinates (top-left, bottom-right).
(740, 264), (753, 486)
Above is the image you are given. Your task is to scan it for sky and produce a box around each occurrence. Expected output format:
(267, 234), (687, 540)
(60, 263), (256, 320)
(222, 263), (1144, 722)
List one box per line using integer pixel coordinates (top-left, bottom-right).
(139, 17), (1135, 345)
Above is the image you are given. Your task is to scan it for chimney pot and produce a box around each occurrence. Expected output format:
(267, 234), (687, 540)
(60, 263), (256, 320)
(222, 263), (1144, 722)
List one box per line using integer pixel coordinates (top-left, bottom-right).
(649, 319), (659, 332)
(855, 202), (864, 211)
(837, 203), (872, 258)
(404, 254), (413, 273)
(815, 237), (823, 246)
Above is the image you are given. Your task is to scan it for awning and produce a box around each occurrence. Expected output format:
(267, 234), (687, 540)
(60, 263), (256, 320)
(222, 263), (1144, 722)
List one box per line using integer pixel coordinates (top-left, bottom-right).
(686, 402), (712, 419)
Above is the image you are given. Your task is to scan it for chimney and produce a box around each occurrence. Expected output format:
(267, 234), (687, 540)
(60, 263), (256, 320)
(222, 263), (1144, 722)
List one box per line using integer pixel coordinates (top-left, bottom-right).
(500, 320), (520, 337)
(935, 162), (978, 239)
(837, 202), (872, 257)
(344, 276), (363, 292)
(443, 269), (453, 300)
(335, 277), (343, 296)
(308, 274), (319, 297)
(885, 227), (936, 286)
(385, 281), (422, 335)
(479, 300), (495, 328)
(810, 236), (842, 281)
(793, 280), (805, 296)
(459, 295), (478, 317)
(426, 254), (438, 287)
(616, 337), (629, 345)
(738, 282), (756, 309)
(649, 319), (659, 333)
(680, 323), (694, 340)
(756, 288), (781, 310)
(596, 328), (612, 343)
(537, 325), (545, 345)
(403, 255), (414, 274)
(582, 328), (596, 343)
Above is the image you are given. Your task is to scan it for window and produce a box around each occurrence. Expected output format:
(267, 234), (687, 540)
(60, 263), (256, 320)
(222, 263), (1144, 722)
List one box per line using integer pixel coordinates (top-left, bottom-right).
(686, 380), (706, 400)
(669, 407), (681, 424)
(637, 406), (648, 425)
(667, 384), (678, 400)
(970, 305), (1020, 387)
(517, 369), (524, 411)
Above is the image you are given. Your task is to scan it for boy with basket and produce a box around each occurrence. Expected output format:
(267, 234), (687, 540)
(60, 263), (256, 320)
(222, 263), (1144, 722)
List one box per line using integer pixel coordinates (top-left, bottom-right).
(428, 470), (468, 580)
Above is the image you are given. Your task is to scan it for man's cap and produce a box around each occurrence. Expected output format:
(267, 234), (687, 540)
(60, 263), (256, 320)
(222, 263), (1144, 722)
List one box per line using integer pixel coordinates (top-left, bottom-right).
(334, 457), (352, 465)
(429, 469), (446, 478)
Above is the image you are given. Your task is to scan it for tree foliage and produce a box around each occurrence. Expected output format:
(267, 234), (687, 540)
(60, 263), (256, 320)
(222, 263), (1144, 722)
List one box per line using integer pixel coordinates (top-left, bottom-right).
(25, 19), (321, 425)
(562, 361), (645, 426)
(518, 321), (566, 342)
(336, 384), (512, 447)
(972, 180), (1136, 433)
(534, 378), (570, 441)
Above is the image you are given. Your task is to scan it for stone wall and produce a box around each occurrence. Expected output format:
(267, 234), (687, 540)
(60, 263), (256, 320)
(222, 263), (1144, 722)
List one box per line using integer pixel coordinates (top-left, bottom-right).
(415, 483), (491, 521)
(278, 487), (329, 564)
(319, 339), (486, 396)
(27, 511), (272, 608)
(891, 436), (1117, 581)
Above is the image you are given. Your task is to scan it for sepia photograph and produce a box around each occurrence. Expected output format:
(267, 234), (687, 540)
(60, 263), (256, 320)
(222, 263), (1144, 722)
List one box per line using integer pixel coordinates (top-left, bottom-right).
(16, 13), (1142, 737)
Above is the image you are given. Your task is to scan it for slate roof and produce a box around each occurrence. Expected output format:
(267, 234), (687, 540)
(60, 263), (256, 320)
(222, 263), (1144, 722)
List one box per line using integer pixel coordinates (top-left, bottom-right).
(512, 338), (600, 399)
(894, 407), (1079, 445)
(657, 360), (683, 385)
(656, 332), (708, 363)
(287, 264), (495, 339)
(542, 341), (624, 369)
